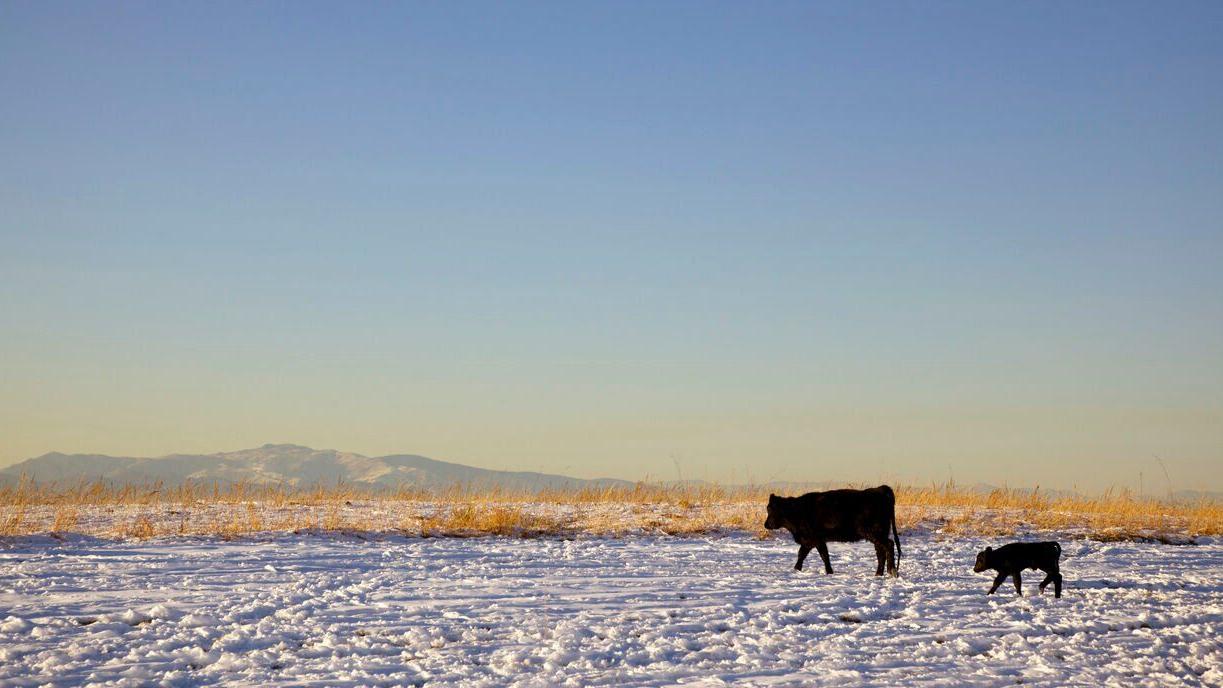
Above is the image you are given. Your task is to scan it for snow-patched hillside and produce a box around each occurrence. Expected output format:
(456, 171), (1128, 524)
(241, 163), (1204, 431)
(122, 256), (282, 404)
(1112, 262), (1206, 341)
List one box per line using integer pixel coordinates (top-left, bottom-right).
(1, 533), (1219, 686)
(0, 444), (631, 491)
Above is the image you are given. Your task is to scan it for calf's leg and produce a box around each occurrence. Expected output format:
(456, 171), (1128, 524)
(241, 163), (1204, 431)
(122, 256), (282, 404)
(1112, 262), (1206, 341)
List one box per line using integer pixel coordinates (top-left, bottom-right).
(1047, 561), (1063, 598)
(987, 572), (1007, 595)
(1039, 569), (1058, 595)
(794, 545), (811, 571)
(1012, 570), (1023, 596)
(815, 541), (833, 574)
(886, 539), (897, 577)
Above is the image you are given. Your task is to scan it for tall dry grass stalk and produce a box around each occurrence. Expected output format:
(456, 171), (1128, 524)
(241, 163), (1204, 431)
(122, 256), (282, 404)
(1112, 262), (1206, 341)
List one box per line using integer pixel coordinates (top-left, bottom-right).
(0, 475), (1218, 542)
(898, 483), (1223, 541)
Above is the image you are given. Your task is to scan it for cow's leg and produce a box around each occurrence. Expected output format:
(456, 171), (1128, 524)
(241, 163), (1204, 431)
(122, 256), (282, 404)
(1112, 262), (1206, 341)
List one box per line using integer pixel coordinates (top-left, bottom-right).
(1039, 569), (1057, 595)
(1012, 571), (1022, 596)
(885, 538), (897, 577)
(872, 540), (887, 576)
(987, 572), (1007, 595)
(794, 545), (811, 571)
(815, 541), (833, 574)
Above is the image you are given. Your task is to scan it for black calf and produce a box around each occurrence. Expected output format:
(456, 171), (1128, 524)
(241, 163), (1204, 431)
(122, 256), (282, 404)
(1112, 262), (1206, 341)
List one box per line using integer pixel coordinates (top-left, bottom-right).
(973, 542), (1062, 598)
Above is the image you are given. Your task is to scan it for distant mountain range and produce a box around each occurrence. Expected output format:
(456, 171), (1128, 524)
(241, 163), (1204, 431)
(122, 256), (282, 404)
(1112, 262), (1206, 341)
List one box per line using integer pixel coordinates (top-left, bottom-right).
(2, 445), (1218, 501)
(0, 444), (633, 491)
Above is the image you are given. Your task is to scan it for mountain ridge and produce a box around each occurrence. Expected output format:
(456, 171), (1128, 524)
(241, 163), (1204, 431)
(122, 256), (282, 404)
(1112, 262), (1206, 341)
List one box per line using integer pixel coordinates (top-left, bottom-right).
(3, 445), (1218, 501)
(0, 444), (633, 491)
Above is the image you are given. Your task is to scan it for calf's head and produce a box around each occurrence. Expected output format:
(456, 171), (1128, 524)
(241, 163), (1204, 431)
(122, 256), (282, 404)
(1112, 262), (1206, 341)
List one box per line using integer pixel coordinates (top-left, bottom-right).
(973, 547), (992, 572)
(764, 494), (786, 530)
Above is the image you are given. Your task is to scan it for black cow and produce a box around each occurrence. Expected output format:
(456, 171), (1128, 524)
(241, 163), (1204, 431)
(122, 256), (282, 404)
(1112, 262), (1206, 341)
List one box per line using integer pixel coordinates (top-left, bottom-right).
(764, 485), (901, 577)
(973, 542), (1063, 598)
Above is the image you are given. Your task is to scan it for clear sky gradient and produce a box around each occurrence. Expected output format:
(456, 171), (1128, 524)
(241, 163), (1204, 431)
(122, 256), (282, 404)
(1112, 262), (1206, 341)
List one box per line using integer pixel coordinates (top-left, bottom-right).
(2, 2), (1221, 492)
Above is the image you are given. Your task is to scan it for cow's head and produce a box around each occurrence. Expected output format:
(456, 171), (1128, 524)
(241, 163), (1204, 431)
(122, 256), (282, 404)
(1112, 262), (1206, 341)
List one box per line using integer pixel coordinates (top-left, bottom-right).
(764, 493), (785, 530)
(973, 547), (992, 572)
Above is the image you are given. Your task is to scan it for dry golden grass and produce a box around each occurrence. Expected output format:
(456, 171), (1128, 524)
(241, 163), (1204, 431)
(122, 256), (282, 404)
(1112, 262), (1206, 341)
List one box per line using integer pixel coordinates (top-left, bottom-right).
(115, 514), (156, 539)
(417, 504), (570, 538)
(898, 483), (1223, 541)
(51, 505), (79, 533)
(1, 506), (24, 537)
(0, 475), (1218, 542)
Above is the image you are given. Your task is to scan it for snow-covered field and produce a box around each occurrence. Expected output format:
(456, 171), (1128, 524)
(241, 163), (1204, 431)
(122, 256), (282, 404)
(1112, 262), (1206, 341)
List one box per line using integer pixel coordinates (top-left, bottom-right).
(1, 533), (1220, 687)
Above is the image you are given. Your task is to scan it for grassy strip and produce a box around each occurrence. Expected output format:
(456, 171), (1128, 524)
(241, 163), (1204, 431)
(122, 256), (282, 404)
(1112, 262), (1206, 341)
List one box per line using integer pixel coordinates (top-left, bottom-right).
(1, 478), (1219, 541)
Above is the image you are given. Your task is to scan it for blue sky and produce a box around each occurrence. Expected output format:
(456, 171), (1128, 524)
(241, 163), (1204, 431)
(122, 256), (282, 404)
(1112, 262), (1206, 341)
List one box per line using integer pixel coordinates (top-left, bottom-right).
(2, 2), (1221, 491)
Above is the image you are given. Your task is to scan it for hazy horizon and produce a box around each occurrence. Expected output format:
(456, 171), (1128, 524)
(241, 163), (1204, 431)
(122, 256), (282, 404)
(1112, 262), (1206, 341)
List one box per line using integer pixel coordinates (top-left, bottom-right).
(4, 441), (1217, 497)
(3, 3), (1221, 492)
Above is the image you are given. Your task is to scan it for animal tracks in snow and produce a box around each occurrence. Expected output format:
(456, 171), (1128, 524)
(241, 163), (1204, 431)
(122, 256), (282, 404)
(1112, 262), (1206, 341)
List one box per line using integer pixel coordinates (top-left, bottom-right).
(0, 534), (1220, 686)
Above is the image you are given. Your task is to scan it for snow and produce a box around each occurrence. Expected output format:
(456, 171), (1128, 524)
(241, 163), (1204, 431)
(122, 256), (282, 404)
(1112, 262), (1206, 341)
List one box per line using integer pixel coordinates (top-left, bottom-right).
(1, 533), (1220, 686)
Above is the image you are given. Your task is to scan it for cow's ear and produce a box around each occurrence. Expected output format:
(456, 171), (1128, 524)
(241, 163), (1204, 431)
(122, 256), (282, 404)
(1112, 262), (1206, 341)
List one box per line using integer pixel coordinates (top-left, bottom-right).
(769, 493), (776, 500)
(985, 546), (992, 553)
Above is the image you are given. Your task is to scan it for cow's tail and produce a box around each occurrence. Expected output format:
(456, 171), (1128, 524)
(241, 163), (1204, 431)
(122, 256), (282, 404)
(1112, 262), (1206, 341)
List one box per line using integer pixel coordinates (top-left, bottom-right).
(882, 484), (901, 566)
(891, 510), (902, 565)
